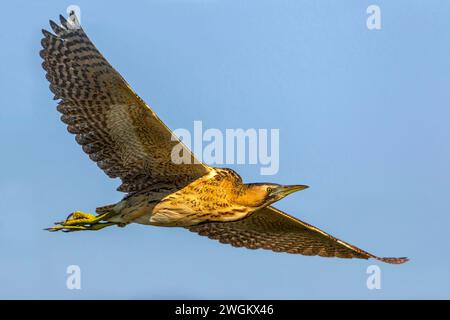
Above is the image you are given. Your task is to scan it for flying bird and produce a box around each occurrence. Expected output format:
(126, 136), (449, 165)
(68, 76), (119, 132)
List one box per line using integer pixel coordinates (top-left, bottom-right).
(41, 12), (408, 264)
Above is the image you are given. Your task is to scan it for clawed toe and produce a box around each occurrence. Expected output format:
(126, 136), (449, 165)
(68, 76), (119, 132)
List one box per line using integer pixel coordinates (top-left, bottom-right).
(45, 225), (88, 232)
(45, 210), (117, 232)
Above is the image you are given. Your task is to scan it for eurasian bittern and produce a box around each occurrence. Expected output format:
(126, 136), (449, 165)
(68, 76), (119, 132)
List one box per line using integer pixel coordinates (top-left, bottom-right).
(41, 12), (408, 264)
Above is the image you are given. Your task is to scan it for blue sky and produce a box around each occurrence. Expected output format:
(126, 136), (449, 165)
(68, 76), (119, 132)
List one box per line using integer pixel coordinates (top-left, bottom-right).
(0, 0), (449, 299)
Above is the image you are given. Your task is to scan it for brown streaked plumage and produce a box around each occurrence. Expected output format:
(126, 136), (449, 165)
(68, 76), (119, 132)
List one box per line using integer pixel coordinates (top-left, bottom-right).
(40, 13), (209, 194)
(189, 206), (407, 264)
(42, 12), (408, 265)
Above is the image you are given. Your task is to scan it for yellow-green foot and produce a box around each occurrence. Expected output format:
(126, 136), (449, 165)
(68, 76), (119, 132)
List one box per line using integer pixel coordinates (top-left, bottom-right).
(45, 210), (117, 232)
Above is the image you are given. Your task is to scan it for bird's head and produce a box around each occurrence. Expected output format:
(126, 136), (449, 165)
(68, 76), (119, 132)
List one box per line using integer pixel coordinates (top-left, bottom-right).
(236, 183), (309, 208)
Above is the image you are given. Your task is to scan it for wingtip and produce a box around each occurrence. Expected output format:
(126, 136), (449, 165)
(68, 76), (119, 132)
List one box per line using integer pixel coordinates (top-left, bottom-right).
(59, 14), (68, 27)
(41, 29), (52, 38)
(376, 256), (409, 264)
(49, 19), (63, 34)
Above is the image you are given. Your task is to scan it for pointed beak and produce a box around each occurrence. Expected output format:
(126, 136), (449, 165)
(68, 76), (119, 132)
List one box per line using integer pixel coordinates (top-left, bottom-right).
(270, 184), (309, 197)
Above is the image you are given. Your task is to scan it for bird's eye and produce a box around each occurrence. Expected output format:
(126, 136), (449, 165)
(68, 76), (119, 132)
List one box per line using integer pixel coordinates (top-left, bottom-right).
(267, 187), (272, 193)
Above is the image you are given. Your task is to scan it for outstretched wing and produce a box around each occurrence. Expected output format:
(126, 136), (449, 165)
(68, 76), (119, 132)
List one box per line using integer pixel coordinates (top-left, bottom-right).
(40, 13), (210, 193)
(188, 206), (408, 264)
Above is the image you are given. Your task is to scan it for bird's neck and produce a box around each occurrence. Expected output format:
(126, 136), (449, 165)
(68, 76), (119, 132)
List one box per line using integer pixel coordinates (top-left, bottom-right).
(233, 184), (268, 208)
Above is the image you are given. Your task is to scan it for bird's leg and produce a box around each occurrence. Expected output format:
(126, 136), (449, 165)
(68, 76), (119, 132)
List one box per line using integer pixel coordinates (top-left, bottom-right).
(62, 210), (113, 225)
(45, 210), (118, 232)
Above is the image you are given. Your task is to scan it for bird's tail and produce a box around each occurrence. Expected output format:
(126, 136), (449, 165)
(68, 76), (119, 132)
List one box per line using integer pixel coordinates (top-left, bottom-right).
(95, 204), (116, 215)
